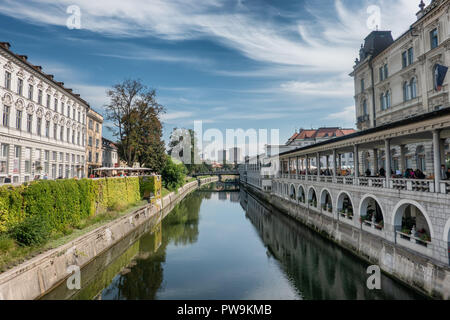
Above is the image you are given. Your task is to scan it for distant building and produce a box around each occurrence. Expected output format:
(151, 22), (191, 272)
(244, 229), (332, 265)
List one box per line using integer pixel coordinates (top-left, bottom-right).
(86, 108), (103, 176)
(102, 137), (118, 168)
(286, 128), (357, 168)
(218, 149), (227, 164)
(228, 147), (242, 164)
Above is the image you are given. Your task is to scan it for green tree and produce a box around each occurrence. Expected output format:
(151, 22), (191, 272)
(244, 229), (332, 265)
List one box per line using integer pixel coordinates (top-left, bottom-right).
(105, 79), (165, 170)
(161, 157), (187, 191)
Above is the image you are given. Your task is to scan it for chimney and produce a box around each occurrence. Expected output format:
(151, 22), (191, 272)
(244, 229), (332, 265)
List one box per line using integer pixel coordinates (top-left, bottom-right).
(0, 42), (11, 50)
(45, 74), (54, 80)
(33, 65), (42, 72)
(18, 55), (28, 62)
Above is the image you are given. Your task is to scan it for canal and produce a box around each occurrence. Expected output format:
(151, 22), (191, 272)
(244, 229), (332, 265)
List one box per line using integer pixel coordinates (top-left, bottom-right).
(42, 183), (425, 300)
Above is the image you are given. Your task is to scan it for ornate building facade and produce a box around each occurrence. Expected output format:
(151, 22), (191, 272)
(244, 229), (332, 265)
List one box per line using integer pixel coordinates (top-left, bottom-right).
(351, 0), (450, 175)
(0, 42), (88, 183)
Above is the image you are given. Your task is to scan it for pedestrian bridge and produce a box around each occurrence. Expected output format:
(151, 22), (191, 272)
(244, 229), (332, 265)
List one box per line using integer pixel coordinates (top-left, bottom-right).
(192, 170), (240, 177)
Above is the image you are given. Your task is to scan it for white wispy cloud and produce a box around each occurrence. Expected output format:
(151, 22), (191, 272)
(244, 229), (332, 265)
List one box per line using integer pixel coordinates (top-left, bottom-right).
(280, 78), (354, 98)
(0, 0), (429, 73)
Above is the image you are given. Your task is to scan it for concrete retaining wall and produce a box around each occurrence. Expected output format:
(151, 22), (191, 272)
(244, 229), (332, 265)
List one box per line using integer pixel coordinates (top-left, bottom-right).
(0, 177), (218, 300)
(243, 183), (450, 299)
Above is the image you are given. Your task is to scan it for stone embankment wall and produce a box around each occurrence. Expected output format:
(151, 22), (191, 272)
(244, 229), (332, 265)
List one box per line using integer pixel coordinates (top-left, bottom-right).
(0, 177), (218, 300)
(243, 183), (450, 300)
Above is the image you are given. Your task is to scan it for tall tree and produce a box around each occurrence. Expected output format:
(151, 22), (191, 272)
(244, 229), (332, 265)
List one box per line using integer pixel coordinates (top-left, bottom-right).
(105, 79), (166, 172)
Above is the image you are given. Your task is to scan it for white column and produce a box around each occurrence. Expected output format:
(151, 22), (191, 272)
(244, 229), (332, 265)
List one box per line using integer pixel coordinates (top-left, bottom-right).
(306, 155), (309, 177)
(385, 139), (391, 185)
(333, 149), (337, 177)
(433, 130), (442, 193)
(373, 149), (379, 175)
(400, 144), (407, 173)
(354, 145), (359, 178)
(317, 152), (320, 177)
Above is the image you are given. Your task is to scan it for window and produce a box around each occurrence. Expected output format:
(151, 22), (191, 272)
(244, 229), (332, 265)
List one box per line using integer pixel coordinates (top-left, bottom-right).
(379, 67), (384, 81)
(0, 144), (9, 174)
(67, 106), (70, 118)
(37, 118), (42, 136)
(38, 90), (43, 105)
(96, 138), (99, 148)
(17, 79), (23, 96)
(4, 71), (11, 90)
(88, 136), (93, 147)
(383, 64), (388, 79)
(380, 93), (386, 111)
(78, 111), (80, 122)
(82, 133), (85, 147)
(73, 109), (75, 119)
(3, 106), (10, 127)
(408, 48), (414, 65)
(28, 85), (33, 101)
(27, 114), (32, 133)
(88, 119), (93, 130)
(66, 153), (69, 162)
(45, 121), (50, 137)
(67, 128), (70, 142)
(61, 102), (64, 115)
(53, 124), (57, 140)
(60, 126), (64, 140)
(47, 94), (51, 108)
(430, 28), (438, 49)
(402, 51), (407, 68)
(386, 90), (391, 109)
(44, 150), (49, 161)
(95, 123), (99, 133)
(88, 151), (92, 162)
(410, 77), (417, 99)
(52, 151), (57, 161)
(77, 132), (80, 145)
(13, 146), (20, 174)
(16, 110), (22, 130)
(362, 99), (368, 115)
(95, 152), (99, 163)
(72, 130), (75, 144)
(403, 82), (411, 101)
(24, 148), (31, 174)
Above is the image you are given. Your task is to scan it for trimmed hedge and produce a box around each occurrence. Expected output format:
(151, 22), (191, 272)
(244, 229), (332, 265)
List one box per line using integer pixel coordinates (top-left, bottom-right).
(0, 176), (160, 242)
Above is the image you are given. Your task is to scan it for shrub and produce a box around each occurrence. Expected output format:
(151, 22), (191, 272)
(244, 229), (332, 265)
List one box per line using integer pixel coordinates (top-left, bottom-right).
(162, 157), (187, 191)
(11, 216), (51, 247)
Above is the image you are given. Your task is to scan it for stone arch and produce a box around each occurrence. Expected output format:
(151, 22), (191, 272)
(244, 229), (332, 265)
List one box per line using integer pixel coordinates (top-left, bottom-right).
(320, 188), (333, 212)
(359, 194), (385, 229)
(308, 186), (318, 208)
(336, 191), (354, 214)
(392, 199), (434, 241)
(289, 184), (296, 201)
(297, 185), (306, 203)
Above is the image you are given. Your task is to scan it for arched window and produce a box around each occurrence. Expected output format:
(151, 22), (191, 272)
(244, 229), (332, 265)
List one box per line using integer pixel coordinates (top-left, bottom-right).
(403, 82), (411, 101)
(410, 77), (417, 99)
(386, 90), (391, 108)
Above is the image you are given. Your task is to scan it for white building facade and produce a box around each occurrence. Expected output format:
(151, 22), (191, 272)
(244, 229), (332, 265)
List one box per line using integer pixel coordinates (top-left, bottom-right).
(0, 42), (88, 184)
(351, 0), (450, 175)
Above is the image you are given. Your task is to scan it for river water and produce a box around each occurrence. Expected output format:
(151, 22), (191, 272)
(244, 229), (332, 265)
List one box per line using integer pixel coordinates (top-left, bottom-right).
(42, 184), (425, 300)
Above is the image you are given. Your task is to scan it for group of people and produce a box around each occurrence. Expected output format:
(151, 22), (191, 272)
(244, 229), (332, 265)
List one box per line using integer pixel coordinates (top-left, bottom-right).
(367, 167), (427, 179)
(441, 165), (450, 180)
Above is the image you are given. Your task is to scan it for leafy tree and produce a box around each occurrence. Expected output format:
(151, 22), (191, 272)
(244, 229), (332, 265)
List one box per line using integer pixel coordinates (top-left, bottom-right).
(105, 79), (165, 171)
(161, 157), (187, 191)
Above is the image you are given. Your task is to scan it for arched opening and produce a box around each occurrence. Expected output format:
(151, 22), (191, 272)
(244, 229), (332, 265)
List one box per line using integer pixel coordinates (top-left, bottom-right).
(337, 192), (353, 220)
(298, 186), (306, 203)
(394, 202), (431, 247)
(321, 190), (333, 213)
(308, 188), (317, 208)
(360, 196), (384, 230)
(289, 185), (296, 201)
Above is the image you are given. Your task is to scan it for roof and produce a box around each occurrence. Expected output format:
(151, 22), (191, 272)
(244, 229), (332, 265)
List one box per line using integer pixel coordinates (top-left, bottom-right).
(280, 107), (450, 157)
(0, 41), (91, 108)
(287, 127), (356, 144)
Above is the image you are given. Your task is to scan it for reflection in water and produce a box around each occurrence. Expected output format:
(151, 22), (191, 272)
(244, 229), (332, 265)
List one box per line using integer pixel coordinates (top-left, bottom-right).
(42, 187), (424, 300)
(241, 190), (424, 300)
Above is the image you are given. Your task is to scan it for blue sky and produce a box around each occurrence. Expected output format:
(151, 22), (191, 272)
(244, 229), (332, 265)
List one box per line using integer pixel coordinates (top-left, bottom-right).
(0, 0), (427, 155)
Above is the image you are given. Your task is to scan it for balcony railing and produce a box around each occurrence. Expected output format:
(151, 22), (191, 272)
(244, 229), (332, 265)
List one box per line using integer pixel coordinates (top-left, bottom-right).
(275, 175), (439, 194)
